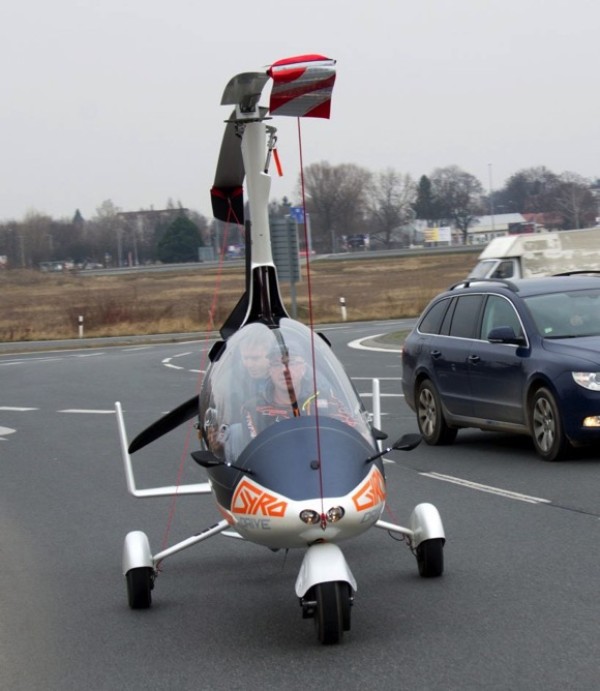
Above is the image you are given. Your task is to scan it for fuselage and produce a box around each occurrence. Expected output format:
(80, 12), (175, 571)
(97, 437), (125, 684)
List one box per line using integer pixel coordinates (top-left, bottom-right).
(198, 319), (384, 549)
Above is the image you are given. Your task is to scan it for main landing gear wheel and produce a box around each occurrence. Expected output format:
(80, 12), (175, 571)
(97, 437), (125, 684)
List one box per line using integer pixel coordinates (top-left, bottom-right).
(315, 581), (351, 645)
(126, 567), (153, 609)
(416, 538), (444, 578)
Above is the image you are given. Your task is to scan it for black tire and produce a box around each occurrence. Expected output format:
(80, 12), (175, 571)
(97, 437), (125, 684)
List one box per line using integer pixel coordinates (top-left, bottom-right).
(315, 582), (344, 644)
(340, 583), (353, 632)
(416, 538), (444, 578)
(416, 379), (458, 446)
(126, 567), (153, 609)
(530, 387), (569, 461)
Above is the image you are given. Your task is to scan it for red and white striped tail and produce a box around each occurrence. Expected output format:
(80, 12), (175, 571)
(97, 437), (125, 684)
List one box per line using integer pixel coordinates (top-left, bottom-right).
(268, 54), (336, 119)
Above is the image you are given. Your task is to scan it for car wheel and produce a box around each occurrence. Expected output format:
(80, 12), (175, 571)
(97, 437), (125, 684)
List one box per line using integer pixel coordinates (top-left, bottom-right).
(416, 379), (457, 446)
(530, 387), (569, 461)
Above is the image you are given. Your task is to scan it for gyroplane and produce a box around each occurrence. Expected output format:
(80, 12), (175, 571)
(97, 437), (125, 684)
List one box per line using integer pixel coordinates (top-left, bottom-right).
(115, 55), (445, 644)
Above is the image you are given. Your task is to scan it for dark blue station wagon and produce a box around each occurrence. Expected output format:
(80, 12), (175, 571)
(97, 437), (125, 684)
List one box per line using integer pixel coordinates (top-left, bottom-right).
(401, 275), (600, 460)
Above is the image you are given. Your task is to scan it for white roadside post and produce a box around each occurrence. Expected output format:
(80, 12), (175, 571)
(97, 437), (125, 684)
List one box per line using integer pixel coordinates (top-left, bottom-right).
(372, 378), (382, 451)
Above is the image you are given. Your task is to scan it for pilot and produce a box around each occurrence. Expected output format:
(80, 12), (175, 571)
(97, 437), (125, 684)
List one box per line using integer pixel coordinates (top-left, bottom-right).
(223, 329), (271, 423)
(239, 333), (270, 395)
(240, 340), (353, 438)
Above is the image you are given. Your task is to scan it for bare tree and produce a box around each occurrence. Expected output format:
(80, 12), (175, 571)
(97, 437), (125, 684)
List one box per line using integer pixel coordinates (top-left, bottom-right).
(430, 166), (484, 243)
(497, 166), (560, 213)
(300, 162), (372, 252)
(19, 212), (69, 267)
(368, 169), (416, 248)
(554, 172), (597, 229)
(90, 200), (123, 266)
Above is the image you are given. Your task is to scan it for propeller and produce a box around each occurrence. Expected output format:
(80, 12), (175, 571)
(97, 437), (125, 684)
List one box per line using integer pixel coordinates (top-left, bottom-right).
(128, 395), (199, 454)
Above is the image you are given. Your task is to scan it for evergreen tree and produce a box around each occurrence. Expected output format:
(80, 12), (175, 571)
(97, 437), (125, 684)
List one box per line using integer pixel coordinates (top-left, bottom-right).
(157, 214), (202, 263)
(413, 175), (437, 221)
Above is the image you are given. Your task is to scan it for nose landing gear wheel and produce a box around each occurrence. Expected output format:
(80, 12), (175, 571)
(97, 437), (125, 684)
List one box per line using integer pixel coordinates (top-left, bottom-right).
(315, 581), (350, 645)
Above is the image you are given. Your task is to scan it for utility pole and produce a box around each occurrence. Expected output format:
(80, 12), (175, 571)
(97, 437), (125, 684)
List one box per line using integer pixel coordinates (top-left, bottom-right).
(488, 163), (495, 234)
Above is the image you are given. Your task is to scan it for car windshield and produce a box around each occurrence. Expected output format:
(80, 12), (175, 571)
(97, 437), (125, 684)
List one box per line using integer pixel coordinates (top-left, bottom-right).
(468, 260), (498, 278)
(524, 288), (600, 338)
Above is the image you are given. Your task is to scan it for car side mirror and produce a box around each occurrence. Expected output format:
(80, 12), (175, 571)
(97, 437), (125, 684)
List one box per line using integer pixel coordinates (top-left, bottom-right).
(487, 326), (524, 345)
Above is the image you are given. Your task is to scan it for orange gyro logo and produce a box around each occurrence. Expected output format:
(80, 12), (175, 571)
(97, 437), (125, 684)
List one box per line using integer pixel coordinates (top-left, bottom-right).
(231, 479), (288, 517)
(352, 467), (386, 511)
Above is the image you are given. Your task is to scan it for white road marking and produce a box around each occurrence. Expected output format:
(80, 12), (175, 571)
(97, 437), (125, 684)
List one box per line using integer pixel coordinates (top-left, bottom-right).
(162, 352), (206, 374)
(0, 426), (17, 440)
(352, 376), (402, 381)
(0, 406), (38, 411)
(58, 409), (115, 414)
(0, 356), (64, 366)
(421, 472), (551, 504)
(348, 335), (402, 353)
(359, 393), (403, 398)
(162, 352), (194, 370)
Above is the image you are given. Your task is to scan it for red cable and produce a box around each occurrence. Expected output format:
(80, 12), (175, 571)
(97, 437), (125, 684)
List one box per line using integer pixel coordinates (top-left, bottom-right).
(296, 118), (326, 523)
(159, 205), (242, 558)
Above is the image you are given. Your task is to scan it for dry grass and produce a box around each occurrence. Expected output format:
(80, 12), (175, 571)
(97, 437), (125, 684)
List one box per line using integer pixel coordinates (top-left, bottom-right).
(0, 252), (477, 341)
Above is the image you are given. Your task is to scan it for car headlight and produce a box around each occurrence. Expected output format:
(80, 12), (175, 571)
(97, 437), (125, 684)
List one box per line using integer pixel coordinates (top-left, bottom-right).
(572, 372), (600, 391)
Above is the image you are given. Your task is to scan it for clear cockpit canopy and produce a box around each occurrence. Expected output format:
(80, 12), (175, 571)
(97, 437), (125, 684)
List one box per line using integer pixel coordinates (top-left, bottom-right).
(199, 319), (374, 461)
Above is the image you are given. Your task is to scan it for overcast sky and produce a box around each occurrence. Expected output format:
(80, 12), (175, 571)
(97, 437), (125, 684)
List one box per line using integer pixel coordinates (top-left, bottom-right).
(1, 0), (598, 223)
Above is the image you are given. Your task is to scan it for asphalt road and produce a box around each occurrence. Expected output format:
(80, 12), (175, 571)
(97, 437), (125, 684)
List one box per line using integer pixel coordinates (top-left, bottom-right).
(1, 320), (598, 690)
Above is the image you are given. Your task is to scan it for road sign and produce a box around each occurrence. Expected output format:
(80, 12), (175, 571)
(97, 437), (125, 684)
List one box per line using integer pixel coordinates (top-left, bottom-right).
(289, 207), (305, 223)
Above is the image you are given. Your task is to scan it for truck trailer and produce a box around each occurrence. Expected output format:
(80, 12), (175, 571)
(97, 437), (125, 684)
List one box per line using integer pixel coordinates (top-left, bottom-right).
(468, 227), (600, 280)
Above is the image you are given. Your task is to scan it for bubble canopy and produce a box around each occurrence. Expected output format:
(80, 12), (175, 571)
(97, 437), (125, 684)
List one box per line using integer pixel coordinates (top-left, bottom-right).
(199, 319), (374, 462)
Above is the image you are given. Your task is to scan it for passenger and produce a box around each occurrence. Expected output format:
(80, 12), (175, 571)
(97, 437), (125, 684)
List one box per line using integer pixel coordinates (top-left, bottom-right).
(567, 310), (600, 335)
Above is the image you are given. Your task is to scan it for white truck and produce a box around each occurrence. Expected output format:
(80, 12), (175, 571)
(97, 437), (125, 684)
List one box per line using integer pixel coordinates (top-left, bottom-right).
(468, 227), (600, 280)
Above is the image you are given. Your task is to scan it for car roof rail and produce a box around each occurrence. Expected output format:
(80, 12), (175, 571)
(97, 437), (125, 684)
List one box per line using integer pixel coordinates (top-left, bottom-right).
(552, 270), (600, 277)
(449, 277), (520, 292)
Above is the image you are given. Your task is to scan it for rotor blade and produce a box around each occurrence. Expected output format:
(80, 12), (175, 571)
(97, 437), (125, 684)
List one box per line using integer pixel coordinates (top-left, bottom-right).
(128, 395), (199, 454)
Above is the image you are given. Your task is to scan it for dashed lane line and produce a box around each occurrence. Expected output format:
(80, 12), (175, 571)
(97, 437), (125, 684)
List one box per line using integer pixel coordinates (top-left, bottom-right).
(0, 356), (64, 366)
(421, 471), (551, 505)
